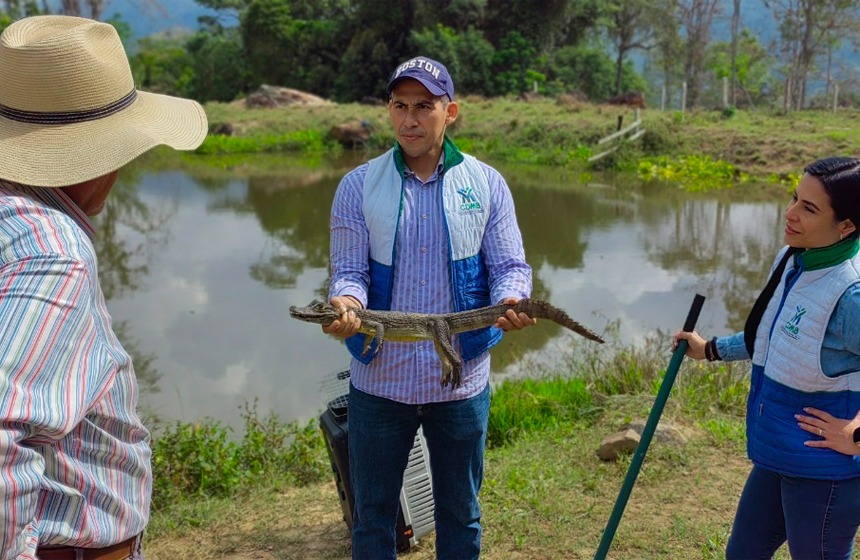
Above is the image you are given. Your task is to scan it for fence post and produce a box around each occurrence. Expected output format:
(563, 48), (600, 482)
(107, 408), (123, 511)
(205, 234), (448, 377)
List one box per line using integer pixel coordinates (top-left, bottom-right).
(722, 77), (728, 108)
(661, 84), (666, 111)
(833, 83), (839, 112)
(681, 82), (687, 113)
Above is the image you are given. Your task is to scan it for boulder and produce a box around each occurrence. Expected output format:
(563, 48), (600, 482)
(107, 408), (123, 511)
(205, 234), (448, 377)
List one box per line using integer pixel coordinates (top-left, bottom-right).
(245, 85), (331, 109)
(330, 120), (373, 147)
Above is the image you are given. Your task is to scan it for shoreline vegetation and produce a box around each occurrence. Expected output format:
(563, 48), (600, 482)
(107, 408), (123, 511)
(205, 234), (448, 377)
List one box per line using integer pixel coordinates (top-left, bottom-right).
(141, 100), (852, 558)
(193, 97), (858, 191)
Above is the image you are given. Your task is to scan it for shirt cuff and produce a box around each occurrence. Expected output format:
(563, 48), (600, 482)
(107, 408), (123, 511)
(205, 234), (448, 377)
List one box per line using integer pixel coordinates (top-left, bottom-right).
(716, 332), (750, 362)
(332, 288), (366, 309)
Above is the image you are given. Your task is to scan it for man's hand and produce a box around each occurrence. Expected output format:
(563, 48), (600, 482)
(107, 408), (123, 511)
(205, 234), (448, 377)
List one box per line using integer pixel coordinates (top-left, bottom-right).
(322, 295), (362, 338)
(494, 297), (537, 331)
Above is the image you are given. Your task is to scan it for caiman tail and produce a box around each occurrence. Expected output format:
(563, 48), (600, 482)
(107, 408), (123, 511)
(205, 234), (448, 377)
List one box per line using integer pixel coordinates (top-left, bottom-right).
(505, 299), (604, 343)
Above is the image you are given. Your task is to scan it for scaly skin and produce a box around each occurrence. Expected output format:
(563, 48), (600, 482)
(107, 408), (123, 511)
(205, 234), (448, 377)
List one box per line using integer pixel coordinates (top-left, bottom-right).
(290, 299), (604, 388)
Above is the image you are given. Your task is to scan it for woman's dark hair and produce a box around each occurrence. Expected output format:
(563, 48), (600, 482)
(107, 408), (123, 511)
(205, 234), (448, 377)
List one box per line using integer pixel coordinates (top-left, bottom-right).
(804, 156), (860, 240)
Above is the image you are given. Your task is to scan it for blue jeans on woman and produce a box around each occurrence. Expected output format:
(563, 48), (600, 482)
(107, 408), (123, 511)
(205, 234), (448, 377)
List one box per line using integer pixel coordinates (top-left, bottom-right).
(348, 383), (490, 560)
(726, 465), (860, 559)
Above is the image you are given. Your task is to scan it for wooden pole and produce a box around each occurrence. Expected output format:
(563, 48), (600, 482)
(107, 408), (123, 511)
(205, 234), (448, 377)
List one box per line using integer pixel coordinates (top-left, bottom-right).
(681, 82), (687, 113)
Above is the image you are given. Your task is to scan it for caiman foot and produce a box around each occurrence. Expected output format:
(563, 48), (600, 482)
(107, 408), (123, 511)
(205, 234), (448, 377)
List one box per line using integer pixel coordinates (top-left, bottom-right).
(440, 363), (463, 389)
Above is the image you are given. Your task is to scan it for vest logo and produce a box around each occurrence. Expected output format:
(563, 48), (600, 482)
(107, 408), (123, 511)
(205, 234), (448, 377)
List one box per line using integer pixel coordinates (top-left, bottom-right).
(456, 186), (483, 213)
(781, 305), (806, 339)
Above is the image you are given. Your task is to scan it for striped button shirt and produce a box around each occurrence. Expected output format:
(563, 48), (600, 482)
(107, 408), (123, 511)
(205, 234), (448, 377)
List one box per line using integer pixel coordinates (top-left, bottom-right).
(0, 181), (150, 559)
(329, 153), (532, 404)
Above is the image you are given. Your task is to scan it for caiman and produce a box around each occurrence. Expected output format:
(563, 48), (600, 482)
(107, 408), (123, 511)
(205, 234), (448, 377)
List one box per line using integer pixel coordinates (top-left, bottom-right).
(289, 298), (604, 388)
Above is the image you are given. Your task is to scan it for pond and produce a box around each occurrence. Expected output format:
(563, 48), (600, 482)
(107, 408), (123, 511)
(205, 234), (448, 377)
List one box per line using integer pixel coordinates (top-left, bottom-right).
(100, 152), (790, 430)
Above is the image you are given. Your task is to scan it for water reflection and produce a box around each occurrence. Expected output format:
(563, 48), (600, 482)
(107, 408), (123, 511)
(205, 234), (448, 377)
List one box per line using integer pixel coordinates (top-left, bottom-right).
(98, 154), (790, 429)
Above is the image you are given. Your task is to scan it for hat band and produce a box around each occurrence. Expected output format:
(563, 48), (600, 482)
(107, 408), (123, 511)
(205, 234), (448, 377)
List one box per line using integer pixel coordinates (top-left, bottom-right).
(0, 89), (138, 125)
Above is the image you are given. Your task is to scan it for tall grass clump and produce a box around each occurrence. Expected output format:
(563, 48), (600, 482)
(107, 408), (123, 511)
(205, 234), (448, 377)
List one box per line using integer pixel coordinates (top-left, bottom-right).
(572, 324), (748, 415)
(488, 376), (601, 448)
(149, 401), (328, 512)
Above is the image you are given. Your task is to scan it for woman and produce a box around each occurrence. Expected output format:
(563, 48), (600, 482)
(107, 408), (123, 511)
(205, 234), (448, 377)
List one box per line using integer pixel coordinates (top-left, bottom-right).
(674, 156), (860, 560)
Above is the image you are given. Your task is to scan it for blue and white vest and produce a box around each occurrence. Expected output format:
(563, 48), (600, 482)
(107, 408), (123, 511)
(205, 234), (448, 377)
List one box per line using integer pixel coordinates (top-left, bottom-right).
(345, 146), (502, 364)
(747, 249), (860, 479)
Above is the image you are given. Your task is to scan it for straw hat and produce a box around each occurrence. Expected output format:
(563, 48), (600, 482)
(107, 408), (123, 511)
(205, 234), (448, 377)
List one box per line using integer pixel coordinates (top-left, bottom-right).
(0, 15), (208, 187)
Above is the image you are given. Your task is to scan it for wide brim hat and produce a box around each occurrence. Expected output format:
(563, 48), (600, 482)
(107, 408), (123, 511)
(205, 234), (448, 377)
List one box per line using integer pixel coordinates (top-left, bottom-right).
(0, 15), (208, 187)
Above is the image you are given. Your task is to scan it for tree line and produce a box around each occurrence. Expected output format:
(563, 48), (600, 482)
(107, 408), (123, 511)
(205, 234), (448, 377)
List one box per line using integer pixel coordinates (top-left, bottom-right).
(2, 0), (859, 110)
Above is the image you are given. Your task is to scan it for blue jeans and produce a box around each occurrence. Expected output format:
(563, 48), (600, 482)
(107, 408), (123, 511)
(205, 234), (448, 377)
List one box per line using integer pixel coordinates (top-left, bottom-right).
(726, 466), (860, 560)
(348, 383), (490, 560)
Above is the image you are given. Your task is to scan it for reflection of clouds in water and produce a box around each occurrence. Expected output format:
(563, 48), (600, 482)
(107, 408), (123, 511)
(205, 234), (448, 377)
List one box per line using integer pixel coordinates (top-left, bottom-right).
(109, 168), (786, 430)
(168, 276), (209, 308)
(212, 362), (251, 395)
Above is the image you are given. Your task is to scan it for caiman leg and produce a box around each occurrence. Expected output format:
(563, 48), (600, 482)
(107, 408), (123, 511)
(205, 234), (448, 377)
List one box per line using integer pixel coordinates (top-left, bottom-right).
(429, 319), (462, 388)
(360, 319), (385, 357)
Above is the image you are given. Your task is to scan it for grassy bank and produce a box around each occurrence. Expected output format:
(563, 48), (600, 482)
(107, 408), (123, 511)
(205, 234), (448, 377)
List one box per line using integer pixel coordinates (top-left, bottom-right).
(142, 332), (800, 559)
(200, 97), (858, 182)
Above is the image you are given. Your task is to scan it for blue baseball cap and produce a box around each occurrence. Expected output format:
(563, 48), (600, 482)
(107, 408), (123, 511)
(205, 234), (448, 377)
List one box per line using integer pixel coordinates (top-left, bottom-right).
(387, 56), (454, 101)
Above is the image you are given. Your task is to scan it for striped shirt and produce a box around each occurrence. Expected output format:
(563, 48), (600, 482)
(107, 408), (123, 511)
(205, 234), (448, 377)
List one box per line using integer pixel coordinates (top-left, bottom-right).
(329, 152), (532, 404)
(0, 181), (150, 559)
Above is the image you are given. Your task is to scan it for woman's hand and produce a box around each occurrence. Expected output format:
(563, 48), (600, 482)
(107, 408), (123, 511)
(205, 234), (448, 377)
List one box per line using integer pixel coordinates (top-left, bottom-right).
(796, 407), (860, 456)
(494, 297), (537, 331)
(322, 295), (362, 338)
(672, 329), (708, 360)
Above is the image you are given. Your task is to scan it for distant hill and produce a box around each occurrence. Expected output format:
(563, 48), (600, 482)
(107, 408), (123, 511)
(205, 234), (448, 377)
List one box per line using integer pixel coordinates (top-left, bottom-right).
(105, 0), (220, 39)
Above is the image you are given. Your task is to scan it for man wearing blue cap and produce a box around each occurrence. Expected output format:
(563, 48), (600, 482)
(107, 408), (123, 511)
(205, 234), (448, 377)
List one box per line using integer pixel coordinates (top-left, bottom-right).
(322, 56), (534, 559)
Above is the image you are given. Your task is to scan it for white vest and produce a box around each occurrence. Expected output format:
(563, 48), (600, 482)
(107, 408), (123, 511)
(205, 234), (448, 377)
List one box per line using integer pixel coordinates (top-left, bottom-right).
(753, 252), (860, 391)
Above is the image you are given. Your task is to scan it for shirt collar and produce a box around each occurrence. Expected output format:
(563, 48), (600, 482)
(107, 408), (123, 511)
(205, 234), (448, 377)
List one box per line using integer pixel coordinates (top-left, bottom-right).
(2, 180), (96, 239)
(393, 135), (465, 179)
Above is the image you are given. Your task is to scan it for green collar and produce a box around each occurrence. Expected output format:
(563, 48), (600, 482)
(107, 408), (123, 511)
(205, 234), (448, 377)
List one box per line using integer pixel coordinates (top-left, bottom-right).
(392, 136), (464, 177)
(795, 237), (860, 271)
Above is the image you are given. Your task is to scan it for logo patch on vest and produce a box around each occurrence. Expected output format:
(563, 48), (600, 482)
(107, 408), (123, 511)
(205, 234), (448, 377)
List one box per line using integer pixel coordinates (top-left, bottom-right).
(780, 305), (806, 339)
(456, 186), (483, 213)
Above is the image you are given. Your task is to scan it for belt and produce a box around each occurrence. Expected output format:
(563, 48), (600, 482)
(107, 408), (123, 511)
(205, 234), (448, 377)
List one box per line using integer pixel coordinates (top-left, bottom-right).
(37, 535), (139, 560)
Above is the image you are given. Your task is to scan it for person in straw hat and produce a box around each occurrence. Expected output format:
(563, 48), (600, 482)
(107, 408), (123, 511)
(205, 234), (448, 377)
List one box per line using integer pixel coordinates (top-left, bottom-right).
(0, 15), (207, 560)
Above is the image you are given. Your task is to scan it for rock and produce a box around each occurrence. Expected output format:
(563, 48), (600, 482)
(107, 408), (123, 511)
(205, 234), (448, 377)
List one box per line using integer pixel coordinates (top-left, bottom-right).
(597, 429), (640, 461)
(209, 122), (235, 136)
(329, 120), (373, 147)
(622, 420), (688, 446)
(360, 95), (386, 106)
(245, 85), (331, 109)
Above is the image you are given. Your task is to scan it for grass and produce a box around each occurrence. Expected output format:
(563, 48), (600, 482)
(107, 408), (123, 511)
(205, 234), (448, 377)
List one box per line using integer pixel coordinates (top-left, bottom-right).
(142, 330), (806, 559)
(201, 96), (859, 180)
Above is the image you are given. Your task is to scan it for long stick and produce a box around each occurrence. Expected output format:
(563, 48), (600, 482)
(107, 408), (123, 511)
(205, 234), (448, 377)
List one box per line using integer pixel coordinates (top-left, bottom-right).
(594, 293), (706, 560)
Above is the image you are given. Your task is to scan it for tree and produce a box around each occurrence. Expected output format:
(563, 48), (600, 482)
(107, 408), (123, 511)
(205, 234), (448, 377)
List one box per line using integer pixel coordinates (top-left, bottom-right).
(766, 0), (860, 109)
(186, 26), (250, 101)
(545, 44), (647, 100)
(484, 0), (604, 51)
(729, 0), (742, 105)
(677, 0), (721, 108)
(410, 24), (495, 96)
(130, 32), (195, 96)
(605, 0), (668, 95)
(706, 29), (778, 107)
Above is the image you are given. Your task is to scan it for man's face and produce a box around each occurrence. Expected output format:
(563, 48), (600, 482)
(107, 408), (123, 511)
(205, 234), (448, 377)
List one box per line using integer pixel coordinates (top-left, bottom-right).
(60, 170), (119, 216)
(388, 78), (458, 172)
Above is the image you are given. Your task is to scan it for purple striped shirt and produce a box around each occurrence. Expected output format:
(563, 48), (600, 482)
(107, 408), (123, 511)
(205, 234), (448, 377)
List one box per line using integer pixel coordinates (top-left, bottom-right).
(329, 153), (532, 404)
(0, 181), (150, 559)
